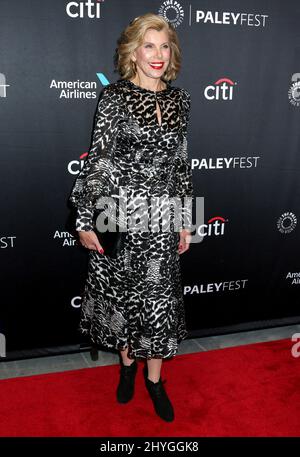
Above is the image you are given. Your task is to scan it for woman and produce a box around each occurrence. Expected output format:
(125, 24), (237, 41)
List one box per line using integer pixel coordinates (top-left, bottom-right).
(69, 13), (194, 422)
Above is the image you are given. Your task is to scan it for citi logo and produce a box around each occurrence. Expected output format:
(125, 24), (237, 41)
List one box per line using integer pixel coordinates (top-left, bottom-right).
(198, 216), (227, 237)
(0, 73), (10, 98)
(66, 0), (104, 19)
(68, 152), (88, 175)
(71, 296), (82, 308)
(204, 77), (237, 100)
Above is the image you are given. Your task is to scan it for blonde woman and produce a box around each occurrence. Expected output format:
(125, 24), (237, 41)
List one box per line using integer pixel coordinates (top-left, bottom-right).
(69, 13), (194, 422)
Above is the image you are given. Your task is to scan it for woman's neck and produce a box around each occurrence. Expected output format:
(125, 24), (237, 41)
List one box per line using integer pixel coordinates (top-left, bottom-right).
(130, 76), (166, 92)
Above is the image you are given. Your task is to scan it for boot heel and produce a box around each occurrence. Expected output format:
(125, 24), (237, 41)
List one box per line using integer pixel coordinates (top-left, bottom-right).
(143, 365), (174, 422)
(116, 359), (138, 403)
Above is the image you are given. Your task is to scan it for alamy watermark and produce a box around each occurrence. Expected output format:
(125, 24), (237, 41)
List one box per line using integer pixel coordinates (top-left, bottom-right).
(93, 187), (205, 244)
(291, 333), (300, 358)
(0, 333), (6, 357)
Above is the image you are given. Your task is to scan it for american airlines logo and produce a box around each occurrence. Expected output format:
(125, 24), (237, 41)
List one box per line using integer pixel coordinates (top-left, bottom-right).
(204, 77), (237, 101)
(0, 73), (10, 98)
(53, 230), (76, 247)
(50, 73), (109, 99)
(286, 272), (300, 286)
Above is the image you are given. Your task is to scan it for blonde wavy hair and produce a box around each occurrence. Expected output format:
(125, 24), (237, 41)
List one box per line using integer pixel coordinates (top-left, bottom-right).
(114, 13), (181, 83)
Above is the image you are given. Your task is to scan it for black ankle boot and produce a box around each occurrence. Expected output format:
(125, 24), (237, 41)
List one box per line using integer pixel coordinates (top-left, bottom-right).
(116, 359), (138, 403)
(143, 365), (174, 422)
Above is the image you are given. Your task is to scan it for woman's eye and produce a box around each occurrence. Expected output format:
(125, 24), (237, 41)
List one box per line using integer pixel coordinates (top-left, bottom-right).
(144, 44), (169, 48)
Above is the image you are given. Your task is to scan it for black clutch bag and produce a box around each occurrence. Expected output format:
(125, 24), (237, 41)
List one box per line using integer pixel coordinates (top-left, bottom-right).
(92, 208), (126, 258)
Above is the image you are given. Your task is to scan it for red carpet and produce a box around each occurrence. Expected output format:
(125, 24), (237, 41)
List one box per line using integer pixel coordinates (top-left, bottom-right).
(0, 338), (299, 437)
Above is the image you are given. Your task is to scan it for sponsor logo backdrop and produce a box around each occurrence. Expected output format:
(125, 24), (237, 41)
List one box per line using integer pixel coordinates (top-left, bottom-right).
(1, 0), (299, 359)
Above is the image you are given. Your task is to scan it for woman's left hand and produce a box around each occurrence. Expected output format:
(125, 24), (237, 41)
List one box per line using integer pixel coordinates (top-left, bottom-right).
(178, 229), (192, 255)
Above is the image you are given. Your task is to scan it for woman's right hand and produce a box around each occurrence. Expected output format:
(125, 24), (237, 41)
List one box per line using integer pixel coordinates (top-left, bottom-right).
(78, 230), (104, 254)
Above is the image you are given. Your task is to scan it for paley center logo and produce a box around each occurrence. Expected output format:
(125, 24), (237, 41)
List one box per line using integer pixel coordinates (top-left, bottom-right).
(0, 73), (10, 98)
(277, 211), (297, 234)
(204, 77), (237, 101)
(158, 0), (184, 28)
(184, 279), (248, 295)
(288, 73), (300, 107)
(194, 9), (268, 27)
(0, 236), (16, 248)
(191, 156), (260, 170)
(66, 0), (104, 19)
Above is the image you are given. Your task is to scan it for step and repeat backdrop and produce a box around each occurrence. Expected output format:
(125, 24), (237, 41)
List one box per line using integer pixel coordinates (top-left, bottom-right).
(1, 0), (299, 359)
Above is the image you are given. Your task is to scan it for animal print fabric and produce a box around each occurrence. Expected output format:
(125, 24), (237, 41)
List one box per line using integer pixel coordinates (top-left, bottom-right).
(69, 78), (194, 359)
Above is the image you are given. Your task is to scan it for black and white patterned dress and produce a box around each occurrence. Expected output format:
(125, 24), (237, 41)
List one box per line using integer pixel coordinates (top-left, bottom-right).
(69, 78), (194, 359)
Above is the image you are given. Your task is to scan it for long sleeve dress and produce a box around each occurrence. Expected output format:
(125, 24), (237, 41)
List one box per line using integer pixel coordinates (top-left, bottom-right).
(68, 78), (194, 359)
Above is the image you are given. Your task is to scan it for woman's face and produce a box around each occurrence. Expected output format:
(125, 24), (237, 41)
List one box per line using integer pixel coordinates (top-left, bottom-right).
(131, 28), (171, 80)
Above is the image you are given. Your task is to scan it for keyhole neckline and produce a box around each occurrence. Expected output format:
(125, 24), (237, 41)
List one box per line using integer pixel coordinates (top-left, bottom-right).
(123, 78), (172, 95)
(155, 100), (163, 127)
